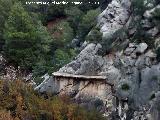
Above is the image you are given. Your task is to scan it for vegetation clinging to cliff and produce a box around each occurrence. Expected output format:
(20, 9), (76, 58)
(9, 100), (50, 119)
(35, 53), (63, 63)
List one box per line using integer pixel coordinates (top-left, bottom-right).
(0, 0), (101, 82)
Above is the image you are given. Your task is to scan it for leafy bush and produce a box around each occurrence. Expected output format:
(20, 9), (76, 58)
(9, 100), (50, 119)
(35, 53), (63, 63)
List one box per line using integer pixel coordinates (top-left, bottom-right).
(46, 4), (66, 21)
(33, 21), (75, 80)
(132, 0), (147, 15)
(3, 2), (52, 70)
(1, 0), (101, 83)
(0, 0), (14, 50)
(51, 21), (74, 49)
(0, 80), (105, 120)
(86, 28), (102, 43)
(129, 16), (154, 47)
(32, 57), (54, 84)
(78, 8), (101, 41)
(54, 49), (76, 70)
(150, 93), (155, 100)
(65, 7), (84, 34)
(99, 27), (128, 55)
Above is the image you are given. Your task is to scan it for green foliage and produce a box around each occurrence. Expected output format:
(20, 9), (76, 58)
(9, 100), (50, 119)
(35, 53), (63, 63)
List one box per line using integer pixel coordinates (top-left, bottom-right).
(131, 25), (153, 47)
(3, 2), (52, 70)
(46, 4), (66, 21)
(51, 21), (74, 49)
(54, 49), (76, 70)
(65, 7), (84, 34)
(132, 0), (147, 15)
(47, 21), (76, 72)
(129, 0), (156, 47)
(0, 0), (101, 80)
(45, 0), (100, 21)
(33, 21), (76, 81)
(45, 0), (76, 21)
(33, 20), (76, 81)
(99, 27), (128, 55)
(78, 8), (101, 41)
(121, 83), (130, 91)
(0, 0), (14, 50)
(86, 28), (102, 43)
(129, 16), (154, 47)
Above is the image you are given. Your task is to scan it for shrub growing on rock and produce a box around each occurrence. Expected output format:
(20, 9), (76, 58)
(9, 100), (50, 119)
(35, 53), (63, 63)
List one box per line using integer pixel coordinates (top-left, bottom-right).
(100, 27), (128, 55)
(54, 49), (76, 70)
(132, 0), (147, 15)
(78, 8), (101, 42)
(150, 93), (156, 100)
(86, 28), (102, 43)
(121, 83), (130, 91)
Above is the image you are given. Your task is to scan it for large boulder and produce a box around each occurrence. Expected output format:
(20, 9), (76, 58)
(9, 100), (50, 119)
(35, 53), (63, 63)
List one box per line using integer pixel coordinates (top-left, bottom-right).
(58, 43), (105, 75)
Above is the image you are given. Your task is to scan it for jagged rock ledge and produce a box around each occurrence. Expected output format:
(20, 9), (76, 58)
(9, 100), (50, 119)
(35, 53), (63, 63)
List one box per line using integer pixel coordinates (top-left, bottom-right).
(53, 72), (106, 79)
(35, 72), (115, 118)
(53, 72), (108, 81)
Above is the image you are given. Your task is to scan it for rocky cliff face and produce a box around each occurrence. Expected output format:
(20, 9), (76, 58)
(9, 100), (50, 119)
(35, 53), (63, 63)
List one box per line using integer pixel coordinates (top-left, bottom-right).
(35, 44), (115, 119)
(37, 0), (160, 119)
(98, 0), (131, 39)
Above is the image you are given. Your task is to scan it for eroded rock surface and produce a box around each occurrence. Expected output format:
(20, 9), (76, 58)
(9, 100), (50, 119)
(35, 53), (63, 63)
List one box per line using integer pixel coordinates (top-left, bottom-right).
(37, 0), (160, 119)
(98, 0), (131, 39)
(58, 43), (105, 75)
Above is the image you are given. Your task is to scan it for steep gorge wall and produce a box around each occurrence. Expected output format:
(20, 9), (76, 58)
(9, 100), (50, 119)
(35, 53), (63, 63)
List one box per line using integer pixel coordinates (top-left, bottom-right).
(36, 0), (160, 119)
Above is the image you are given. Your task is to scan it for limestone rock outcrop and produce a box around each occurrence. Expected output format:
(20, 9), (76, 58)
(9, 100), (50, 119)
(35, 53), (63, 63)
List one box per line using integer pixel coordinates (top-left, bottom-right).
(37, 0), (160, 119)
(58, 43), (105, 75)
(98, 0), (131, 39)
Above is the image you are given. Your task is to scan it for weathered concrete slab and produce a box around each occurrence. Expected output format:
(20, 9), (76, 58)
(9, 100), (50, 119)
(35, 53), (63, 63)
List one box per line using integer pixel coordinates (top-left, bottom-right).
(53, 72), (107, 80)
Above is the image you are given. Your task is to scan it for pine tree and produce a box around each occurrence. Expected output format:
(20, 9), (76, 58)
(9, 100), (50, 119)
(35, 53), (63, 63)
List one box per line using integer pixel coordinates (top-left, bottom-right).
(4, 2), (52, 70)
(0, 0), (14, 50)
